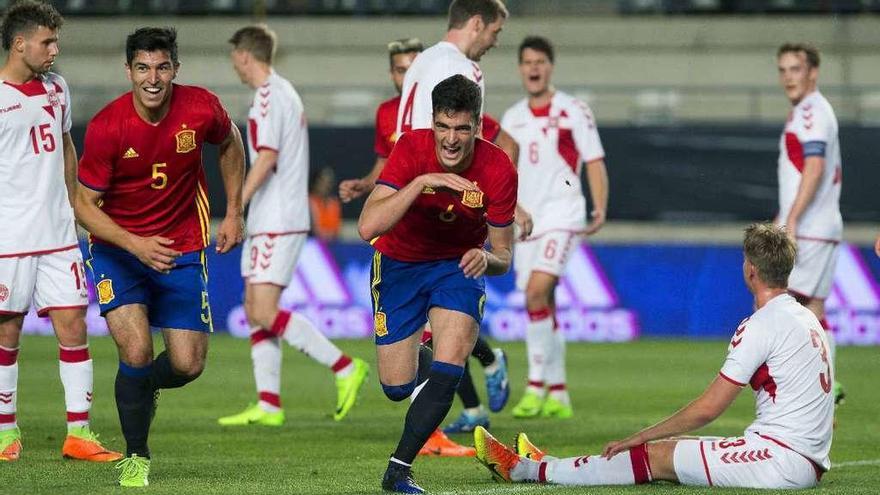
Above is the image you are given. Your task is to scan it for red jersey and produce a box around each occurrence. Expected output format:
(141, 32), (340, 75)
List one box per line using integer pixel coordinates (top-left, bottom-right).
(482, 113), (501, 142)
(78, 84), (231, 253)
(374, 95), (400, 158)
(373, 129), (517, 262)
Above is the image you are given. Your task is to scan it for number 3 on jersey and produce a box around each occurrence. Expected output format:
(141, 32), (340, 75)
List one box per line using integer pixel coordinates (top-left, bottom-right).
(151, 163), (168, 189)
(810, 328), (832, 394)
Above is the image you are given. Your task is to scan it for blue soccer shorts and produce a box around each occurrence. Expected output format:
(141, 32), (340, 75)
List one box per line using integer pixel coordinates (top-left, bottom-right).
(87, 243), (212, 332)
(369, 251), (486, 345)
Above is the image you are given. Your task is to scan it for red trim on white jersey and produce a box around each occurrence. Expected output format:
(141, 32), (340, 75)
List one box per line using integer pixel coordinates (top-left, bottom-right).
(795, 235), (839, 244)
(756, 433), (824, 479)
(37, 304), (88, 318)
(246, 230), (309, 238)
(718, 372), (746, 387)
(699, 441), (714, 486)
(0, 243), (79, 259)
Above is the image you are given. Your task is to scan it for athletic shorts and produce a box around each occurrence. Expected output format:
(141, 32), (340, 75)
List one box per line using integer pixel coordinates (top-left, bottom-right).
(240, 233), (306, 286)
(369, 251), (485, 345)
(87, 243), (212, 332)
(514, 230), (579, 290)
(788, 239), (839, 300)
(0, 246), (88, 317)
(673, 432), (822, 489)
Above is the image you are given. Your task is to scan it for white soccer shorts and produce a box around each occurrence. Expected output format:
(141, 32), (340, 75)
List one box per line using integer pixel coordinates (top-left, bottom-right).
(673, 432), (821, 489)
(514, 230), (578, 290)
(789, 239), (839, 300)
(0, 246), (89, 317)
(240, 233), (306, 287)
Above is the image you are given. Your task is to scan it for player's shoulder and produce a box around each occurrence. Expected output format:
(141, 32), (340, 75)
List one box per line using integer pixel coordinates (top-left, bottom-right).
(174, 83), (223, 107)
(502, 98), (530, 120)
(89, 92), (132, 129)
(556, 91), (594, 115)
(43, 71), (69, 90)
(794, 91), (834, 122)
(749, 294), (803, 332)
(378, 95), (401, 114)
(396, 128), (433, 150)
(475, 138), (514, 170)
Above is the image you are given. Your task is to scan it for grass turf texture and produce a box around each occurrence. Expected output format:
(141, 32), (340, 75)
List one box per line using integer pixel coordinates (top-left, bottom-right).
(4, 335), (878, 494)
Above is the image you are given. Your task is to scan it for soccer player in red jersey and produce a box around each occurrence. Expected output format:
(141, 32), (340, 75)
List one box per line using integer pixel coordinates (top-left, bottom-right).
(74, 27), (245, 487)
(0, 0), (121, 463)
(358, 75), (516, 493)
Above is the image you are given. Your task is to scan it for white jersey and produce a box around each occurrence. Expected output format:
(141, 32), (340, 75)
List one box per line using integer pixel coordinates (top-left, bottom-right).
(777, 90), (842, 241)
(719, 293), (834, 471)
(0, 72), (77, 257)
(501, 91), (604, 233)
(245, 70), (310, 236)
(396, 41), (485, 133)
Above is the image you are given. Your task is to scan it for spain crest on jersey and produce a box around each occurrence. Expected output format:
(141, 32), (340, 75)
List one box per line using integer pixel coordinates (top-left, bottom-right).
(96, 279), (115, 304)
(374, 311), (388, 337)
(175, 129), (197, 153)
(461, 189), (484, 208)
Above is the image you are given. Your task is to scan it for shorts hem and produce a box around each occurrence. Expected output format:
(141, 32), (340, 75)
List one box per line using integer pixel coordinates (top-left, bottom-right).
(37, 304), (88, 317)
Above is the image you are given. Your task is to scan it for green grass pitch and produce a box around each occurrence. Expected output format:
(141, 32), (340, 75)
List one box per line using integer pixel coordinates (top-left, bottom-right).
(4, 335), (878, 494)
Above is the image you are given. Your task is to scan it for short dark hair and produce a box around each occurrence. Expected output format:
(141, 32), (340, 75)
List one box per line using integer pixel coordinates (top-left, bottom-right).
(1, 0), (63, 51)
(518, 35), (554, 64)
(126, 27), (179, 66)
(743, 223), (796, 289)
(778, 42), (820, 68)
(229, 24), (276, 64)
(431, 74), (481, 123)
(448, 0), (508, 30)
(387, 37), (423, 67)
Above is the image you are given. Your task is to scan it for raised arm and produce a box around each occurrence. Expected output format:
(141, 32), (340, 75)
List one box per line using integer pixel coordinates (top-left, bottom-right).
(214, 122), (245, 254)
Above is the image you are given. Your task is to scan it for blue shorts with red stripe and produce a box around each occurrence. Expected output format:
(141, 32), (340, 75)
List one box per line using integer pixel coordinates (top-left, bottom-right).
(87, 243), (212, 332)
(369, 251), (485, 345)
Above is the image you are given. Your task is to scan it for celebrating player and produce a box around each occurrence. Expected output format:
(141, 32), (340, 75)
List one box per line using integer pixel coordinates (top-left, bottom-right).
(217, 24), (368, 428)
(0, 0), (121, 463)
(74, 27), (245, 487)
(359, 75), (516, 493)
(502, 36), (609, 419)
(775, 43), (844, 404)
(476, 223), (834, 490)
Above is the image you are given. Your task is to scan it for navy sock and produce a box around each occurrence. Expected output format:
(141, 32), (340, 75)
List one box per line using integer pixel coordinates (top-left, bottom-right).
(471, 336), (495, 367)
(417, 344), (433, 386)
(116, 362), (154, 458)
(150, 351), (197, 390)
(392, 361), (464, 464)
(456, 361), (481, 409)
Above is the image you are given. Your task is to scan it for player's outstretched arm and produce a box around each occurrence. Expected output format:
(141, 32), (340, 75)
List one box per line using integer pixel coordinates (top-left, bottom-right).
(62, 132), (78, 208)
(74, 186), (181, 273)
(602, 375), (741, 459)
(215, 122), (245, 254)
(357, 173), (477, 241)
(584, 158), (609, 236)
(784, 156), (824, 239)
(339, 156), (387, 203)
(460, 224), (513, 278)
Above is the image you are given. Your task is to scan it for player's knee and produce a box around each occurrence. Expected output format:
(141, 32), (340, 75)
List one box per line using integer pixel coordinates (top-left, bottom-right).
(173, 360), (205, 381)
(381, 379), (416, 402)
(245, 302), (277, 330)
(524, 287), (551, 311)
(53, 317), (88, 346)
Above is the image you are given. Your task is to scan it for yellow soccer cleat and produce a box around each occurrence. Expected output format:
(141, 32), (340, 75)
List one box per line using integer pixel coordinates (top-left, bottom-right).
(474, 426), (519, 483)
(511, 391), (544, 419)
(62, 426), (123, 462)
(514, 432), (547, 461)
(115, 454), (150, 487)
(217, 403), (285, 426)
(540, 396), (573, 419)
(0, 427), (21, 462)
(334, 358), (369, 421)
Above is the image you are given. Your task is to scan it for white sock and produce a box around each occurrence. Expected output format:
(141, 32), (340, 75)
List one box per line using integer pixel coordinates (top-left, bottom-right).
(546, 328), (570, 405)
(525, 308), (553, 396)
(272, 310), (344, 369)
(0, 345), (18, 431)
(541, 446), (652, 485)
(59, 345), (93, 430)
(250, 328), (282, 413)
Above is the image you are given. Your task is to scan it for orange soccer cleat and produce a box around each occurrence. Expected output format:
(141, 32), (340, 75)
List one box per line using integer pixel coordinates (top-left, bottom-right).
(418, 428), (476, 457)
(0, 427), (21, 461)
(514, 432), (547, 461)
(62, 427), (123, 462)
(474, 426), (520, 483)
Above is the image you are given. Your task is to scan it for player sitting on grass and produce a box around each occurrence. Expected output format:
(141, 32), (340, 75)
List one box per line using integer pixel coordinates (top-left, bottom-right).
(476, 222), (833, 490)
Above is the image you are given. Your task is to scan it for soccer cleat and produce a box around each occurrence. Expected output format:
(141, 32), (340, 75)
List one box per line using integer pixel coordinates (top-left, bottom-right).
(833, 381), (846, 406)
(511, 391), (544, 419)
(0, 427), (21, 462)
(115, 454), (150, 487)
(515, 432), (548, 461)
(62, 426), (123, 462)
(418, 429), (475, 457)
(217, 403), (285, 426)
(485, 349), (510, 412)
(443, 408), (490, 434)
(381, 462), (424, 494)
(334, 358), (370, 421)
(474, 426), (519, 483)
(540, 396), (573, 419)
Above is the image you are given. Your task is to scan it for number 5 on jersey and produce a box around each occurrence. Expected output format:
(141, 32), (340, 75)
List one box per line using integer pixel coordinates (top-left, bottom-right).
(151, 163), (168, 189)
